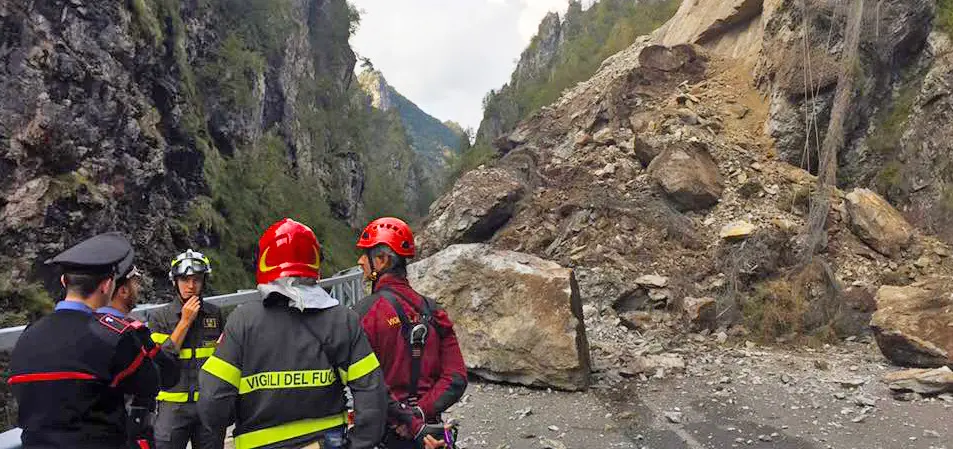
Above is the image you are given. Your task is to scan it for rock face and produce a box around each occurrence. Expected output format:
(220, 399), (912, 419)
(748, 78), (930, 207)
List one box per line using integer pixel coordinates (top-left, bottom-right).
(475, 10), (565, 145)
(648, 141), (723, 211)
(639, 44), (700, 72)
(358, 70), (396, 111)
(754, 0), (933, 175)
(871, 279), (953, 368)
(654, 0), (764, 58)
(845, 189), (915, 258)
(875, 33), (953, 242)
(474, 0), (679, 146)
(656, 0), (939, 219)
(426, 0), (953, 348)
(513, 12), (564, 88)
(408, 244), (591, 390)
(418, 167), (525, 257)
(357, 69), (463, 190)
(0, 0), (436, 301)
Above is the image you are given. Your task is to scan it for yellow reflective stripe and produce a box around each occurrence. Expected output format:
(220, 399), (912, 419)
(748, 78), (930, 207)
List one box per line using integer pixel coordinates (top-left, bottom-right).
(337, 368), (348, 385)
(180, 347), (216, 359)
(156, 391), (192, 402)
(238, 369), (338, 394)
(234, 414), (347, 449)
(347, 352), (380, 383)
(151, 333), (170, 344)
(202, 356), (241, 389)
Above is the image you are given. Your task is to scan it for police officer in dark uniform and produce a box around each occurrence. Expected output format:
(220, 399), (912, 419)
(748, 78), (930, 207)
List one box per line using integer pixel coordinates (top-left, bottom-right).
(146, 249), (225, 449)
(99, 254), (181, 448)
(9, 232), (161, 449)
(198, 218), (387, 449)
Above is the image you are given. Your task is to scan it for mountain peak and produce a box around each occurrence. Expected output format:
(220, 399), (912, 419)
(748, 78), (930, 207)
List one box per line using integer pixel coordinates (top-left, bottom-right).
(357, 68), (463, 183)
(358, 69), (394, 111)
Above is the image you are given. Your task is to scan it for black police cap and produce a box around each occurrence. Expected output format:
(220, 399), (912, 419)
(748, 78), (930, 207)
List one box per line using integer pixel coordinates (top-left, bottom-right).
(116, 250), (138, 279)
(45, 232), (134, 276)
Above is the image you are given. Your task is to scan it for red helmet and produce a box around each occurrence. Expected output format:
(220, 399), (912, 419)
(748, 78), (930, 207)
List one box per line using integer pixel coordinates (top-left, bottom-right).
(257, 218), (322, 285)
(357, 217), (415, 258)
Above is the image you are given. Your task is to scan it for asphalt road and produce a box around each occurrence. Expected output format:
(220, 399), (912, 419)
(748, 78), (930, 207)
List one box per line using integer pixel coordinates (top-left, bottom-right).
(221, 343), (951, 449)
(448, 343), (952, 449)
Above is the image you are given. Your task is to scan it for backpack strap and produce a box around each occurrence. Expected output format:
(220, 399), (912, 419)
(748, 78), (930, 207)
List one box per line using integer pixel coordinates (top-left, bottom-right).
(295, 309), (345, 384)
(379, 288), (432, 406)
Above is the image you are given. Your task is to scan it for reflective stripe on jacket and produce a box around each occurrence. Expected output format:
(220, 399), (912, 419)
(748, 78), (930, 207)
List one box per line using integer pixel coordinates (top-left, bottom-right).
(9, 310), (160, 448)
(198, 297), (388, 449)
(143, 299), (224, 403)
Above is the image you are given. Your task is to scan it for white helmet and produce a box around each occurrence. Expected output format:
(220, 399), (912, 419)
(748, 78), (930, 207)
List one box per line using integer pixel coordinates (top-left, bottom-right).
(168, 249), (212, 282)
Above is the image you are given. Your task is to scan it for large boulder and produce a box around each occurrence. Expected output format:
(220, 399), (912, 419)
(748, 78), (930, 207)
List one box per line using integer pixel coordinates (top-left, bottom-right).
(845, 189), (915, 258)
(408, 244), (591, 390)
(647, 141), (723, 211)
(884, 367), (953, 395)
(417, 167), (525, 258)
(683, 296), (717, 331)
(638, 44), (700, 72)
(870, 278), (953, 368)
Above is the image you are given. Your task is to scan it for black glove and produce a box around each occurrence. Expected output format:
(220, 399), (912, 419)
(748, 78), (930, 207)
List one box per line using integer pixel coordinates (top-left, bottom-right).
(127, 405), (155, 442)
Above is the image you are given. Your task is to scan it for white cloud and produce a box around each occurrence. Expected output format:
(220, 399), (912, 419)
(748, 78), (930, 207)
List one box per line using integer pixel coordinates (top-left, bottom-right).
(349, 0), (571, 130)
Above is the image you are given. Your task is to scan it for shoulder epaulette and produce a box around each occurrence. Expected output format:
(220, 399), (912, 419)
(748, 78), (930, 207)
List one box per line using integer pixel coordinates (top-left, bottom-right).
(94, 313), (132, 334)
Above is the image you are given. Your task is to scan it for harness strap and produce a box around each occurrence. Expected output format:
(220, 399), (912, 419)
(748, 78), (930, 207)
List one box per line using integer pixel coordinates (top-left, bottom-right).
(378, 289), (432, 405)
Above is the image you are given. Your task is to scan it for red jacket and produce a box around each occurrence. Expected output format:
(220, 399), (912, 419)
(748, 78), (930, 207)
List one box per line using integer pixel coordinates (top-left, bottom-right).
(355, 274), (468, 422)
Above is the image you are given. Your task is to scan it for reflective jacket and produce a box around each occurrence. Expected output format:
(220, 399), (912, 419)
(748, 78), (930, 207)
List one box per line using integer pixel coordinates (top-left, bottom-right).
(355, 275), (468, 422)
(144, 299), (224, 404)
(10, 305), (160, 449)
(198, 293), (388, 449)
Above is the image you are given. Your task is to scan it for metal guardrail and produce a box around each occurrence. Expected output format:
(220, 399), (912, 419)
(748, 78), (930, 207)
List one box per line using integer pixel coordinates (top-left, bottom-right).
(0, 267), (366, 448)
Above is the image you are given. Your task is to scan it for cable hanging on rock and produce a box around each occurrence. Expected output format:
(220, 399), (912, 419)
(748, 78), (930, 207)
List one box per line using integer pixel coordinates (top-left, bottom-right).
(801, 0), (866, 260)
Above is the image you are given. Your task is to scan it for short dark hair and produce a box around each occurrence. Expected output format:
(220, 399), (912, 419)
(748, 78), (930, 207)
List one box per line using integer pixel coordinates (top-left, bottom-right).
(63, 272), (111, 297)
(369, 245), (407, 278)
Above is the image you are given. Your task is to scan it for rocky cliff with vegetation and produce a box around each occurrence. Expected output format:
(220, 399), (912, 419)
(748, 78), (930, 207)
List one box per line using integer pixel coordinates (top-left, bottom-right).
(456, 0), (680, 178)
(357, 69), (463, 193)
(425, 0), (953, 368)
(0, 0), (435, 320)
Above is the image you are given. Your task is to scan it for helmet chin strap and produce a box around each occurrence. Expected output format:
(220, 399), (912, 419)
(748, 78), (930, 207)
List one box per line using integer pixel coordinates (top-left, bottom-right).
(368, 250), (386, 292)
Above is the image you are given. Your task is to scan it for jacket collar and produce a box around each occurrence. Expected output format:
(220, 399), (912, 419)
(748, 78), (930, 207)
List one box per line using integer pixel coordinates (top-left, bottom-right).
(259, 277), (339, 311)
(374, 273), (410, 292)
(170, 297), (183, 315)
(55, 300), (94, 314)
(96, 306), (126, 318)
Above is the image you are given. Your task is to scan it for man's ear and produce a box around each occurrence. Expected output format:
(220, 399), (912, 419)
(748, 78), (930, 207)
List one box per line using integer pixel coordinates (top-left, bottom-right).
(60, 275), (67, 288)
(100, 277), (115, 296)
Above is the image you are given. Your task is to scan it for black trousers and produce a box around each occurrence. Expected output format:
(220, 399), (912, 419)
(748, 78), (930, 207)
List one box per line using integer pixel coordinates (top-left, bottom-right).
(154, 402), (225, 449)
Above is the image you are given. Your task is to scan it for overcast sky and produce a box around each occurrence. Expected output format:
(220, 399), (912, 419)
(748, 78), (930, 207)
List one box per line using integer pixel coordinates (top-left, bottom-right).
(350, 0), (579, 131)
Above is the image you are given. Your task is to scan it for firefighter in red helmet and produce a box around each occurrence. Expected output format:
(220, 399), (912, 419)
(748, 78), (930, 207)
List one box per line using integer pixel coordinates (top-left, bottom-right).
(198, 218), (388, 449)
(353, 217), (468, 448)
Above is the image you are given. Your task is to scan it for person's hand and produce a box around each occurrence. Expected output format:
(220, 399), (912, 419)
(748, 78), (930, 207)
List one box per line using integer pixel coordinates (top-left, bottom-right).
(421, 435), (446, 449)
(180, 296), (201, 325)
(394, 424), (413, 439)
